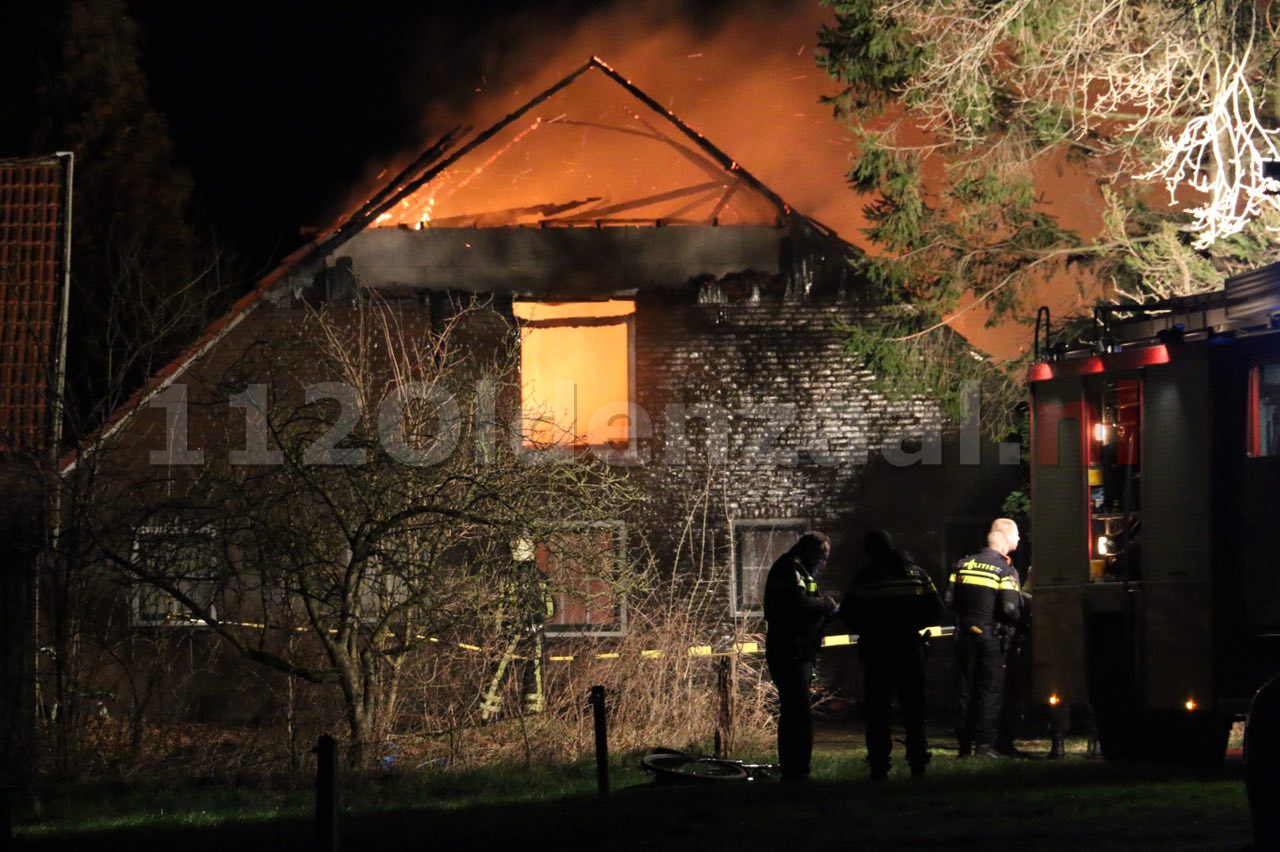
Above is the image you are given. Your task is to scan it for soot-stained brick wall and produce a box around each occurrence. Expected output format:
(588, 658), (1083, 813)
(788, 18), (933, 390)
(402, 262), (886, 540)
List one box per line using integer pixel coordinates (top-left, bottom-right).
(627, 290), (1018, 601)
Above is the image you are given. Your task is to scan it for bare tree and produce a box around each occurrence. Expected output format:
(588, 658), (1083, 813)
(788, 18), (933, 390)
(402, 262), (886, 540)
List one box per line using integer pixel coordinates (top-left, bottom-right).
(84, 295), (634, 767)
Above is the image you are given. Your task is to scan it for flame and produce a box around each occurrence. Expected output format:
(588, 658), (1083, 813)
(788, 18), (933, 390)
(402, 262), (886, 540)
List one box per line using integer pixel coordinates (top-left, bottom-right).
(336, 0), (1092, 360)
(513, 300), (634, 448)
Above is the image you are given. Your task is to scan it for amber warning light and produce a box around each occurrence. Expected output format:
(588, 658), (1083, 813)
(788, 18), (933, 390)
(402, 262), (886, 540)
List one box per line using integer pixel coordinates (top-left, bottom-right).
(1048, 694), (1061, 706)
(1185, 697), (1198, 712)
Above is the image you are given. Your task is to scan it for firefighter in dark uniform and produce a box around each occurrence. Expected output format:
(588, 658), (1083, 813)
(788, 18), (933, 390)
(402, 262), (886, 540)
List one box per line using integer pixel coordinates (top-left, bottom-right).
(763, 531), (837, 782)
(945, 530), (1022, 758)
(841, 530), (945, 780)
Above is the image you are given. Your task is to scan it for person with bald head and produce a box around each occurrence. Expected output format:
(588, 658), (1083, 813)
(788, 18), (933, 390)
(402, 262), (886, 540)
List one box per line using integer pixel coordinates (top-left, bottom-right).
(991, 518), (1020, 554)
(945, 528), (1023, 758)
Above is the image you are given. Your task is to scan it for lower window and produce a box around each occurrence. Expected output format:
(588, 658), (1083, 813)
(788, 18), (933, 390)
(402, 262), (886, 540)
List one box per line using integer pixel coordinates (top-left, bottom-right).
(527, 524), (627, 636)
(131, 529), (220, 627)
(732, 519), (808, 616)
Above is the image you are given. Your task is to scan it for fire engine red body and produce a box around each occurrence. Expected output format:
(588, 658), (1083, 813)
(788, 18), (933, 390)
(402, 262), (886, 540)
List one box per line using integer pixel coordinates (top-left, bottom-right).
(1029, 262), (1280, 759)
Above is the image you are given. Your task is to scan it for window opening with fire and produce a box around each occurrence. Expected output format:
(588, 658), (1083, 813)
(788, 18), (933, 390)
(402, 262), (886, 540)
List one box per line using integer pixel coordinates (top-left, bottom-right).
(1086, 377), (1141, 583)
(513, 300), (634, 449)
(1248, 362), (1280, 457)
(514, 524), (626, 636)
(732, 519), (808, 616)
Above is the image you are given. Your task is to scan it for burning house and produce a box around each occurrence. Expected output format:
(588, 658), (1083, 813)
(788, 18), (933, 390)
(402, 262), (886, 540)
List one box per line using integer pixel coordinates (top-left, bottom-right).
(64, 59), (1017, 731)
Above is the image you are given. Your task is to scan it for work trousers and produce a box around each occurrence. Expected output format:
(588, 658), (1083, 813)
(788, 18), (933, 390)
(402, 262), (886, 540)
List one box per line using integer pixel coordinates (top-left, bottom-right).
(766, 647), (814, 779)
(861, 639), (929, 772)
(955, 630), (1006, 750)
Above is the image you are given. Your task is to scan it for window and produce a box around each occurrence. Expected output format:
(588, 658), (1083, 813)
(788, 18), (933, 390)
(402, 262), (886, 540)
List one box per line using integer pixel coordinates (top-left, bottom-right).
(132, 529), (220, 627)
(1086, 377), (1141, 582)
(513, 300), (634, 449)
(1249, 362), (1280, 457)
(732, 519), (807, 615)
(526, 524), (626, 636)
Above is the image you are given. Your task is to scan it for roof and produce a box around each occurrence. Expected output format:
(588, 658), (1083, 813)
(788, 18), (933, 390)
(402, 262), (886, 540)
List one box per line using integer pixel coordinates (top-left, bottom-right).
(0, 154), (71, 454)
(63, 57), (841, 472)
(1098, 263), (1280, 345)
(366, 57), (823, 231)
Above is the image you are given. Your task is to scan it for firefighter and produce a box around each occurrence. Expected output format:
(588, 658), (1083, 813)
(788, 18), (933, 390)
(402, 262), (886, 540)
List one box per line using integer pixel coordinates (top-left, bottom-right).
(763, 531), (837, 782)
(946, 529), (1022, 758)
(480, 554), (554, 722)
(841, 530), (944, 780)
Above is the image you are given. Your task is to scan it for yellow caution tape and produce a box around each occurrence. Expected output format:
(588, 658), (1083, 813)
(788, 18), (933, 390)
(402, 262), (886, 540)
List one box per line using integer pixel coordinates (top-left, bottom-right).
(203, 616), (953, 663)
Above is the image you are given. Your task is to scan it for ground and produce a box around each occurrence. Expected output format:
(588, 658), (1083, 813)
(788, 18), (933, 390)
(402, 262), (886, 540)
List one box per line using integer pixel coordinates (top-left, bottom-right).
(14, 723), (1255, 851)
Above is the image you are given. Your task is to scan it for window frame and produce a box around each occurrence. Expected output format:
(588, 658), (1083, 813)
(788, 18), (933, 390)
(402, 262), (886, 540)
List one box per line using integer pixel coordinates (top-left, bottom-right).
(528, 520), (629, 638)
(1247, 359), (1280, 458)
(513, 299), (637, 456)
(730, 518), (809, 618)
(130, 526), (220, 628)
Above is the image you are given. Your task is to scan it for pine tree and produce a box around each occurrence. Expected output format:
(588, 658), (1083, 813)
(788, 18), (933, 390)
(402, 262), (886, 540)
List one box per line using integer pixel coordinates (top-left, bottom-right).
(819, 0), (1280, 408)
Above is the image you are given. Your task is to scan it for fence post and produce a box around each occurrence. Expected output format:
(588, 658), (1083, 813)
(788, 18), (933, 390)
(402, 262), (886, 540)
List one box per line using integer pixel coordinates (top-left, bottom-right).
(716, 655), (737, 758)
(314, 734), (338, 852)
(0, 785), (12, 852)
(590, 685), (609, 796)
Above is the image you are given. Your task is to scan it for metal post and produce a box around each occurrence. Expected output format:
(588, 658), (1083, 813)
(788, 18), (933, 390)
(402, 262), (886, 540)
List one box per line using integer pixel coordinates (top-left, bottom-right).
(716, 655), (737, 758)
(314, 734), (338, 852)
(1049, 701), (1069, 759)
(590, 685), (609, 796)
(0, 785), (12, 852)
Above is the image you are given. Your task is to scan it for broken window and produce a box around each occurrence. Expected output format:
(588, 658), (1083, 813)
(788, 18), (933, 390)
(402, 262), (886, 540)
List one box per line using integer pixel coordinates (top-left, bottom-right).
(732, 519), (808, 616)
(1248, 362), (1280, 457)
(132, 529), (220, 627)
(513, 300), (634, 449)
(530, 525), (626, 636)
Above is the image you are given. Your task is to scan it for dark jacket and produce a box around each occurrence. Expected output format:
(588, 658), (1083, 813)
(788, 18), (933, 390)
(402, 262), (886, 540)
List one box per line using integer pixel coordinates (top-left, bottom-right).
(944, 547), (1021, 632)
(763, 552), (833, 660)
(841, 550), (945, 647)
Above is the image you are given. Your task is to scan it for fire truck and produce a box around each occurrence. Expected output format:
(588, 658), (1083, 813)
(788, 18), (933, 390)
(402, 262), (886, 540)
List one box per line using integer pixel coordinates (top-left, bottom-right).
(1028, 262), (1280, 760)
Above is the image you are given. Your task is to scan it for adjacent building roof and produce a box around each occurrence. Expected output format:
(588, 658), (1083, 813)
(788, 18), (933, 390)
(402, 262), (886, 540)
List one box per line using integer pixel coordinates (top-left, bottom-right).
(0, 154), (71, 454)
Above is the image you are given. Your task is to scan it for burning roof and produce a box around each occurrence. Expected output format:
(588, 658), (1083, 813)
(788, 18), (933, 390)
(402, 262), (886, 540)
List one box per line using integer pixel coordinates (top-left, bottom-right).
(349, 57), (833, 238)
(371, 58), (788, 230)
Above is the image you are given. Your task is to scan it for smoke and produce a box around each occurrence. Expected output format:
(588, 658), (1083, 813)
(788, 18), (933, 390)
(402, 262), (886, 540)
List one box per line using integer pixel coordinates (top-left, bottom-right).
(342, 0), (866, 241)
(335, 0), (1081, 360)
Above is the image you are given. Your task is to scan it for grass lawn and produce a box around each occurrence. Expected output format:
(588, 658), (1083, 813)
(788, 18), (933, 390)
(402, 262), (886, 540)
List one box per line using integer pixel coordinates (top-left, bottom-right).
(13, 727), (1254, 851)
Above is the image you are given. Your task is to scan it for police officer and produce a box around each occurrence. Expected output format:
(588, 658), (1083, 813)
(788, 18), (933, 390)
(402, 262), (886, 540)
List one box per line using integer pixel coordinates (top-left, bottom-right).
(841, 530), (944, 780)
(764, 531), (837, 782)
(990, 517), (1031, 755)
(946, 529), (1022, 758)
